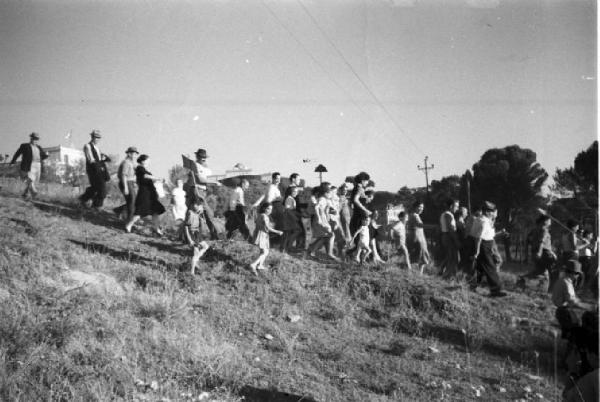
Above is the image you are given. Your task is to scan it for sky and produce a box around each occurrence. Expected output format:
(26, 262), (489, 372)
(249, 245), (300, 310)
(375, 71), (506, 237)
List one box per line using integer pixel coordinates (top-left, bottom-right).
(0, 0), (596, 191)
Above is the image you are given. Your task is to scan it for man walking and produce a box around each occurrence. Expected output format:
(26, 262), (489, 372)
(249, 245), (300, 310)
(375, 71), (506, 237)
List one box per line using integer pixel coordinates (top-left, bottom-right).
(469, 201), (507, 297)
(225, 178), (250, 240)
(113, 146), (138, 220)
(184, 148), (218, 239)
(10, 132), (48, 199)
(439, 199), (461, 278)
(79, 130), (111, 209)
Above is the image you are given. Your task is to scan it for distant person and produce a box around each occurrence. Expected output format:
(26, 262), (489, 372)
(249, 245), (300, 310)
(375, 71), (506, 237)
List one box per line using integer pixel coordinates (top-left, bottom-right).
(328, 185), (346, 257)
(170, 179), (187, 222)
(249, 202), (283, 275)
(552, 259), (593, 332)
(10, 132), (48, 199)
(391, 211), (411, 269)
(183, 197), (210, 275)
(79, 130), (111, 209)
(517, 215), (557, 290)
(184, 149), (218, 237)
(281, 185), (301, 252)
(469, 201), (507, 297)
(349, 172), (372, 235)
(407, 201), (430, 273)
(253, 172), (284, 232)
(337, 184), (352, 242)
(455, 206), (469, 271)
(305, 183), (337, 261)
(349, 216), (372, 263)
(113, 146), (138, 221)
(439, 199), (461, 279)
(288, 173), (307, 248)
(125, 154), (165, 235)
(579, 230), (598, 287)
(225, 178), (250, 240)
(368, 210), (385, 264)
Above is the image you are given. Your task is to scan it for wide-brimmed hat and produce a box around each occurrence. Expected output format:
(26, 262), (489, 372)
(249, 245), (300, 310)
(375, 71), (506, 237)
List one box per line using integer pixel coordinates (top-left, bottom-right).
(125, 146), (139, 154)
(565, 260), (583, 275)
(29, 132), (40, 140)
(195, 148), (208, 158)
(90, 130), (101, 139)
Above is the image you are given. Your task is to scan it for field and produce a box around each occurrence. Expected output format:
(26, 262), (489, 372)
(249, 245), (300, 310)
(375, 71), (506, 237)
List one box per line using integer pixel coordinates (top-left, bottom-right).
(0, 179), (570, 401)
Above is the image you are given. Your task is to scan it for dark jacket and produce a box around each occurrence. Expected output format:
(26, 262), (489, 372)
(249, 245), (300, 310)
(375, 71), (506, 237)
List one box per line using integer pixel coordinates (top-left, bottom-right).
(10, 143), (49, 172)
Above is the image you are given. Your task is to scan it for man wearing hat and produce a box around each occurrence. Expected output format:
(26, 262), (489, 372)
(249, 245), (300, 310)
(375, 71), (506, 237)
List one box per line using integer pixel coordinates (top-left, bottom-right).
(552, 259), (593, 332)
(469, 201), (507, 297)
(184, 148), (218, 239)
(10, 132), (49, 199)
(113, 146), (139, 221)
(79, 130), (111, 209)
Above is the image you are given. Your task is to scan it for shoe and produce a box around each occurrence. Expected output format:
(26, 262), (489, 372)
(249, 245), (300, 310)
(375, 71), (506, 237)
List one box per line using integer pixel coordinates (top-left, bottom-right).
(125, 223), (133, 233)
(154, 228), (164, 236)
(490, 290), (507, 298)
(248, 265), (258, 276)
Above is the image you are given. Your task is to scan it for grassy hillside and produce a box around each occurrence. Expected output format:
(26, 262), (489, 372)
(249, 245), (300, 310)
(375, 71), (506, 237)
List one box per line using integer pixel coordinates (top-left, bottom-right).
(0, 182), (568, 401)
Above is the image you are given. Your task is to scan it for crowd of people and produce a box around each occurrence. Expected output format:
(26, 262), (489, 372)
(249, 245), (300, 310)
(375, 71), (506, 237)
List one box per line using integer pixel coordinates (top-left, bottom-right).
(9, 130), (599, 399)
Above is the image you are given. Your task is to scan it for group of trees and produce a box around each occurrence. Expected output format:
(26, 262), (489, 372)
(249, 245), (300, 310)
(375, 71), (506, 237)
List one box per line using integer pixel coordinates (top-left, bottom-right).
(394, 142), (598, 262)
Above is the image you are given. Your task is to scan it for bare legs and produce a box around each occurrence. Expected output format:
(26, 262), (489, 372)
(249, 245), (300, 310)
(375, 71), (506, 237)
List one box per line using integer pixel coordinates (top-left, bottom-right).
(191, 241), (209, 274)
(125, 214), (163, 235)
(250, 248), (269, 275)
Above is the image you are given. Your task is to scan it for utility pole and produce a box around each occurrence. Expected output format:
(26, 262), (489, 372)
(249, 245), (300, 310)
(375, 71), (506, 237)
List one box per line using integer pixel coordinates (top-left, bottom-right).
(417, 156), (434, 195)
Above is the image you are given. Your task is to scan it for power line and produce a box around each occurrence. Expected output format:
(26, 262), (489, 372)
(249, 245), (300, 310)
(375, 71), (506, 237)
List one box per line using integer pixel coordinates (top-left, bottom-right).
(260, 0), (414, 160)
(296, 0), (426, 157)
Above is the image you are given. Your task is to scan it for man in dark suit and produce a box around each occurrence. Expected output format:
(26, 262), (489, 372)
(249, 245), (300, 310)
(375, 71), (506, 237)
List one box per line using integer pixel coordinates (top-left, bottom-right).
(79, 130), (111, 209)
(10, 132), (49, 199)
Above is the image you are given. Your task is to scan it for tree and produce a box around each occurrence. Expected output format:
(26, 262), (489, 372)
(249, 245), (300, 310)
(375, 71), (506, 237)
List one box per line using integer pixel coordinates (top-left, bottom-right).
(429, 175), (461, 208)
(471, 145), (549, 261)
(553, 141), (598, 202)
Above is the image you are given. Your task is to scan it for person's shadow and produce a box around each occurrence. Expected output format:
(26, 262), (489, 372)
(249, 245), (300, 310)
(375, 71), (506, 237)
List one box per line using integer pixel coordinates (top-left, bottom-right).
(67, 239), (181, 272)
(32, 199), (124, 231)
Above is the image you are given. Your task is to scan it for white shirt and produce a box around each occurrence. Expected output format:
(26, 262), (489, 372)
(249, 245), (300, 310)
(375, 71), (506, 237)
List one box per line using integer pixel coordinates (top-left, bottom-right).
(265, 184), (281, 202)
(31, 144), (40, 163)
(440, 210), (456, 233)
(229, 187), (245, 210)
(284, 195), (296, 209)
(83, 142), (101, 163)
(171, 187), (187, 220)
(473, 216), (495, 241)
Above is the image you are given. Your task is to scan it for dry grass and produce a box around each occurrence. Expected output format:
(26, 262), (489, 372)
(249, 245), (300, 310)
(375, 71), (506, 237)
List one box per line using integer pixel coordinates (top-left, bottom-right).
(0, 181), (567, 401)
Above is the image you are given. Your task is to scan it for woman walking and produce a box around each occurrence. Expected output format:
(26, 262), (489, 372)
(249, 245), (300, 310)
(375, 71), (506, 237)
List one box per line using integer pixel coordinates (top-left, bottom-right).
(304, 183), (338, 261)
(407, 201), (430, 272)
(281, 185), (302, 252)
(337, 184), (352, 242)
(125, 154), (166, 235)
(349, 172), (372, 236)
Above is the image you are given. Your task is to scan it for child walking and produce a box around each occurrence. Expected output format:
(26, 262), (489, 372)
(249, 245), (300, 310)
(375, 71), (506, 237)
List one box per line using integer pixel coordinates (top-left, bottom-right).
(349, 216), (372, 263)
(183, 198), (210, 275)
(391, 211), (411, 269)
(250, 202), (283, 275)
